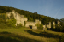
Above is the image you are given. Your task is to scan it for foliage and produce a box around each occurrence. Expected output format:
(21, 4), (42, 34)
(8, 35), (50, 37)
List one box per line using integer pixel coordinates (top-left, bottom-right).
(6, 19), (16, 27)
(60, 18), (64, 23)
(16, 24), (23, 28)
(52, 23), (64, 32)
(6, 13), (17, 27)
(0, 6), (56, 24)
(36, 24), (43, 30)
(1, 6), (64, 32)
(0, 13), (6, 23)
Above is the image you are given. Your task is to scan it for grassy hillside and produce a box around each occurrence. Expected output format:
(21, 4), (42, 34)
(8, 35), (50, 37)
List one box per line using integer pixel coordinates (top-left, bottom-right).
(0, 6), (64, 42)
(0, 6), (64, 31)
(0, 31), (40, 42)
(0, 19), (64, 42)
(0, 26), (64, 42)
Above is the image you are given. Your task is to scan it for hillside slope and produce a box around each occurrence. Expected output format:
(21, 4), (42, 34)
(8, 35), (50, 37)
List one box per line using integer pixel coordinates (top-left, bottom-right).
(0, 6), (58, 24)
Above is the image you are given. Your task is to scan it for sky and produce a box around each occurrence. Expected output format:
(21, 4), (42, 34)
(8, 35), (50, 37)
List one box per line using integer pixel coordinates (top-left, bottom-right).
(0, 0), (64, 19)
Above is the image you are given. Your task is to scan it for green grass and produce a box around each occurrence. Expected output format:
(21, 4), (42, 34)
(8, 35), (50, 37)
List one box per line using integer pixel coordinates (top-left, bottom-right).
(0, 23), (64, 42)
(0, 28), (60, 42)
(0, 31), (40, 42)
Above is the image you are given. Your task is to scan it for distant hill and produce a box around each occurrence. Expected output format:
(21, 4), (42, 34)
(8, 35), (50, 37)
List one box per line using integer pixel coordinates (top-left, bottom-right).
(0, 6), (58, 24)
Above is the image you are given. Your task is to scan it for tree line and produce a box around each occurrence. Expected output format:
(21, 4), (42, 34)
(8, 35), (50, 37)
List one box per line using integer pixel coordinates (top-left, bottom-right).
(0, 6), (64, 32)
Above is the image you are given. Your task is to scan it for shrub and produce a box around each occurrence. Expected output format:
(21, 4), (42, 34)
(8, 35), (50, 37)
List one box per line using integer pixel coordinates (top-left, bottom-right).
(0, 13), (6, 23)
(36, 24), (43, 30)
(16, 24), (23, 28)
(6, 18), (16, 27)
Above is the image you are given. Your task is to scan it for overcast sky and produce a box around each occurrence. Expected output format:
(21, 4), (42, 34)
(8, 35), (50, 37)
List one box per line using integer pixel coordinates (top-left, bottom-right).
(0, 0), (64, 19)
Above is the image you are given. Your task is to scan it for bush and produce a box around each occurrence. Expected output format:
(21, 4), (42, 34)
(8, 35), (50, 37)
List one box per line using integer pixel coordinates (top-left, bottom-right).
(36, 24), (43, 30)
(6, 18), (16, 27)
(16, 24), (23, 28)
(0, 13), (6, 23)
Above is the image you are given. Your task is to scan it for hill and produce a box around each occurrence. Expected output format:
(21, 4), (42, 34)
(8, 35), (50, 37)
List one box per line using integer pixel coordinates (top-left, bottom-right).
(0, 6), (58, 24)
(0, 26), (64, 42)
(0, 6), (64, 42)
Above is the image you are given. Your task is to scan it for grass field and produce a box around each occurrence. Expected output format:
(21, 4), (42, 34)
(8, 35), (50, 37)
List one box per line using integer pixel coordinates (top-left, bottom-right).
(0, 26), (64, 42)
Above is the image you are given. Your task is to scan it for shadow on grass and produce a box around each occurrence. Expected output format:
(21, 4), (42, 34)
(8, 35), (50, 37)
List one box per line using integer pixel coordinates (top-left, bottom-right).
(25, 30), (62, 42)
(24, 30), (60, 38)
(0, 31), (41, 42)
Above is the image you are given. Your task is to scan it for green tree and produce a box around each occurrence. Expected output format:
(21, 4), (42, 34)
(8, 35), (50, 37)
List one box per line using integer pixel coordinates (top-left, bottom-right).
(36, 24), (43, 30)
(60, 18), (64, 23)
(6, 19), (16, 27)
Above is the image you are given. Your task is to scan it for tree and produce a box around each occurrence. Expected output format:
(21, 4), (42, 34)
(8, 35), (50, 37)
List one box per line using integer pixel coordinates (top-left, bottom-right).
(60, 18), (64, 23)
(6, 18), (16, 27)
(36, 24), (43, 30)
